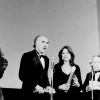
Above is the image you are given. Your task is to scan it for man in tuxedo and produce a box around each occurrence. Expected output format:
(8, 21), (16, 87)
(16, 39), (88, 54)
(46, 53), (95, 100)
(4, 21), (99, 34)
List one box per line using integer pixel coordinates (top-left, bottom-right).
(82, 54), (100, 100)
(19, 35), (52, 100)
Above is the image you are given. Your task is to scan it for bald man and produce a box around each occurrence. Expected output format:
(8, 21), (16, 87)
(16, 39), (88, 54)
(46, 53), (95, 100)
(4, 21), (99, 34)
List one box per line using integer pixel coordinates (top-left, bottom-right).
(19, 35), (52, 100)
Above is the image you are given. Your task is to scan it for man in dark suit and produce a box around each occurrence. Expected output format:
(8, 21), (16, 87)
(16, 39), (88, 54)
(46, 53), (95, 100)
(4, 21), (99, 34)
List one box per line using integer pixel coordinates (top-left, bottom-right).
(82, 54), (100, 100)
(19, 35), (52, 100)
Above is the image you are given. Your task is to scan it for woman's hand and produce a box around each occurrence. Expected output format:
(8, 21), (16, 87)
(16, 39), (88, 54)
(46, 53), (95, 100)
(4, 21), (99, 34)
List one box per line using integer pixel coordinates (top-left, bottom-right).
(72, 75), (80, 87)
(59, 83), (70, 91)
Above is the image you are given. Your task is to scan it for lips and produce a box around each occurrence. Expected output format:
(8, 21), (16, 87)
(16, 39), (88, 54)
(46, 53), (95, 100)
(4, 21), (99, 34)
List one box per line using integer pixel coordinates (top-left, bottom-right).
(43, 47), (46, 50)
(63, 57), (68, 59)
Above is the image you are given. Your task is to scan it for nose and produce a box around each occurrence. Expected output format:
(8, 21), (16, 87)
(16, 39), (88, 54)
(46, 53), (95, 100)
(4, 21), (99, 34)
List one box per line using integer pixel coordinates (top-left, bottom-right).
(45, 43), (49, 47)
(44, 44), (48, 49)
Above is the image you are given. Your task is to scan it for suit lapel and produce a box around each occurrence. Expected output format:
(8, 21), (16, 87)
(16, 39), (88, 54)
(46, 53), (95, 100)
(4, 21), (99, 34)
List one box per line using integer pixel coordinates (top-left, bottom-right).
(32, 50), (44, 71)
(97, 73), (100, 81)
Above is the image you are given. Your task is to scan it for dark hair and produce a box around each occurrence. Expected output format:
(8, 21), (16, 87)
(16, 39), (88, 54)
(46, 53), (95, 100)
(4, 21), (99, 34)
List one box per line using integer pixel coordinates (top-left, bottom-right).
(0, 49), (4, 57)
(33, 35), (41, 48)
(0, 49), (8, 78)
(58, 45), (75, 66)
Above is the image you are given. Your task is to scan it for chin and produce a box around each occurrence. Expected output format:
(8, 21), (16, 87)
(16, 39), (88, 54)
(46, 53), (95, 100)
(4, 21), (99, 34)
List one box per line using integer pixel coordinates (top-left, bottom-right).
(41, 51), (46, 54)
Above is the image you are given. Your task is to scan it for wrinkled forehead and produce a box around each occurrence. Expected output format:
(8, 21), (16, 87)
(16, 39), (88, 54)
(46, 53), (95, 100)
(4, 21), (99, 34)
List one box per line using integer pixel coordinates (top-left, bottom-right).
(37, 36), (49, 42)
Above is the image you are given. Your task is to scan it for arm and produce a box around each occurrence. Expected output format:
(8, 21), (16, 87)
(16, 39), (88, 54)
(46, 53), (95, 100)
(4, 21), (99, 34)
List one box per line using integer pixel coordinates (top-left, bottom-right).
(19, 52), (42, 92)
(72, 65), (82, 92)
(53, 64), (61, 92)
(19, 53), (27, 81)
(82, 73), (91, 92)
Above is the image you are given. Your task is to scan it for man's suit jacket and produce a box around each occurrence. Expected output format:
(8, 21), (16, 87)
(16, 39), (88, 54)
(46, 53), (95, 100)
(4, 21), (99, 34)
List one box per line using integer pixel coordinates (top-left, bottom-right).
(82, 71), (100, 92)
(19, 49), (50, 94)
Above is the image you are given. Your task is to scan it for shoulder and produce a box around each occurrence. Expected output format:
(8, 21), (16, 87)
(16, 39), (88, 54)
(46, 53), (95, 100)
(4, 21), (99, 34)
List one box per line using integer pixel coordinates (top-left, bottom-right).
(86, 72), (91, 76)
(74, 64), (80, 70)
(54, 63), (61, 69)
(54, 63), (60, 67)
(22, 49), (36, 57)
(20, 50), (37, 61)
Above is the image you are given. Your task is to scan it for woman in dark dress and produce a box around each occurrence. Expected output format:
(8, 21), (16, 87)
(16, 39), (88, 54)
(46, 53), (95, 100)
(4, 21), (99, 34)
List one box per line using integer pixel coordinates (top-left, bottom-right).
(53, 45), (82, 100)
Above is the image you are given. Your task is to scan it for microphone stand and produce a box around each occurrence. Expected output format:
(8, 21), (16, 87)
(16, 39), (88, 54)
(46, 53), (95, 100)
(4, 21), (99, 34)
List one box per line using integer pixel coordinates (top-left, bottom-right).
(91, 68), (94, 100)
(50, 58), (54, 100)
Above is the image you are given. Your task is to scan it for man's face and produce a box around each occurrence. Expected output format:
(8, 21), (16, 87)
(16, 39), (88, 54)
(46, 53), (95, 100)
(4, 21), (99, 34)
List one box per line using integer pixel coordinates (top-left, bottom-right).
(35, 36), (49, 55)
(92, 56), (100, 71)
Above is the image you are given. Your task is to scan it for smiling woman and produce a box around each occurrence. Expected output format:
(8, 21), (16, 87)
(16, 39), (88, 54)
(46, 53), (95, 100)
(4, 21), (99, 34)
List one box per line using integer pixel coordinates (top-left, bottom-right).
(53, 45), (82, 100)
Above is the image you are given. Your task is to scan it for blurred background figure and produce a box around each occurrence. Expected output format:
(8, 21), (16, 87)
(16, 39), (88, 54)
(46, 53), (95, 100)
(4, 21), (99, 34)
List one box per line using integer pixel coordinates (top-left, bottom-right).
(0, 49), (8, 100)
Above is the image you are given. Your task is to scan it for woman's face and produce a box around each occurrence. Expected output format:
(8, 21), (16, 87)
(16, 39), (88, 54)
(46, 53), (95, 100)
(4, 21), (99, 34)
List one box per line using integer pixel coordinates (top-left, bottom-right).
(61, 48), (71, 62)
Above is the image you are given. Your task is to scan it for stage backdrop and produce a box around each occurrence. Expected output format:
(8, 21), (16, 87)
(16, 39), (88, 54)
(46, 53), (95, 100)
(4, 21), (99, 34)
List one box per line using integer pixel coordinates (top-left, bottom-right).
(0, 0), (99, 88)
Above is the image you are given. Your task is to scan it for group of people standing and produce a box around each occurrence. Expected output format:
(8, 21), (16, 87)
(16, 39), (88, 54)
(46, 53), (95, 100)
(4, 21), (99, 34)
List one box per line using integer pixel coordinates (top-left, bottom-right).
(18, 34), (100, 100)
(1, 34), (100, 100)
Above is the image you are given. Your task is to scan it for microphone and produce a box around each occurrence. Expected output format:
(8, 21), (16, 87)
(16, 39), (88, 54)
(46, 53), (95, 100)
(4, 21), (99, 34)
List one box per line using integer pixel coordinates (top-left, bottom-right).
(90, 61), (94, 100)
(48, 58), (55, 81)
(51, 58), (55, 69)
(90, 61), (93, 66)
(50, 58), (55, 100)
(90, 62), (94, 70)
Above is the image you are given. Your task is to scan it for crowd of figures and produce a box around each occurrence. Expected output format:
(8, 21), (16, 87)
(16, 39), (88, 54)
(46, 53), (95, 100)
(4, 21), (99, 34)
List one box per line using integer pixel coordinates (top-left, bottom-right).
(1, 35), (100, 100)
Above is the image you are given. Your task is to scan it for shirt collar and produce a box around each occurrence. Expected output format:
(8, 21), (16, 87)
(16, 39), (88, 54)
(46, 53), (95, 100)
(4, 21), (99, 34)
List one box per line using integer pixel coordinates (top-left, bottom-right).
(35, 49), (46, 58)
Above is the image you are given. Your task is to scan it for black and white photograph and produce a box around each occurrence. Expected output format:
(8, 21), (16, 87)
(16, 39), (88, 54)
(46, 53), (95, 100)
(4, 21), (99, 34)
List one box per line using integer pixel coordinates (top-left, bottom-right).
(0, 0), (100, 100)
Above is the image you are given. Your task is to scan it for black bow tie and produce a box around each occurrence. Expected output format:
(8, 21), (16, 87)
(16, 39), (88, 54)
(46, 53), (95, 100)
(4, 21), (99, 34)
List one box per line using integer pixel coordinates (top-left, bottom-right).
(94, 71), (100, 73)
(40, 55), (45, 58)
(36, 50), (45, 58)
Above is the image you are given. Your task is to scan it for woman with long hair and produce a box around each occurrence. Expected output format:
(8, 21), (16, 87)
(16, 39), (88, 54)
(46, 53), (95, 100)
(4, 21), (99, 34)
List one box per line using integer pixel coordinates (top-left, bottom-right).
(53, 45), (82, 100)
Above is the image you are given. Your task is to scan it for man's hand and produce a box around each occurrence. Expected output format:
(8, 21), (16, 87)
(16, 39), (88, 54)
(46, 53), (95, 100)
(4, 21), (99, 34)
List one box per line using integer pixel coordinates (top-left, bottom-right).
(86, 85), (91, 92)
(35, 85), (44, 94)
(45, 86), (56, 94)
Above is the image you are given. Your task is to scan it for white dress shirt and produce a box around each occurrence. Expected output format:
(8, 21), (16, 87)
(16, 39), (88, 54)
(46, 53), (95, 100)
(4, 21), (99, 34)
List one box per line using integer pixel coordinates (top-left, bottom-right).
(40, 56), (45, 69)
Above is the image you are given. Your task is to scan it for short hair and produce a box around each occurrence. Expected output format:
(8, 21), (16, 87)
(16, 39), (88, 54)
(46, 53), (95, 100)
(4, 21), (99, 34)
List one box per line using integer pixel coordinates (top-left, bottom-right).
(90, 54), (100, 63)
(93, 54), (100, 58)
(33, 35), (41, 48)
